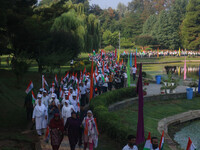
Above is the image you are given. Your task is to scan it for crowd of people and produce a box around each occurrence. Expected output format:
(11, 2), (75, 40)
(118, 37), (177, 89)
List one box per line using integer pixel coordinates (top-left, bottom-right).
(24, 51), (139, 150)
(121, 50), (200, 58)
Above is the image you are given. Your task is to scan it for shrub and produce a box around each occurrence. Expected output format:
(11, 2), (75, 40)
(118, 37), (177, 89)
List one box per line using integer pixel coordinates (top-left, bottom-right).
(90, 87), (137, 146)
(104, 45), (115, 52)
(135, 35), (157, 47)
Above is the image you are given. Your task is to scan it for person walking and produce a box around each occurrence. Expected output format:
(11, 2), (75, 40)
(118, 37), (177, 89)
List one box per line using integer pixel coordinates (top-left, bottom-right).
(62, 100), (74, 125)
(32, 96), (47, 136)
(49, 113), (64, 150)
(132, 66), (137, 81)
(82, 110), (98, 150)
(65, 111), (81, 150)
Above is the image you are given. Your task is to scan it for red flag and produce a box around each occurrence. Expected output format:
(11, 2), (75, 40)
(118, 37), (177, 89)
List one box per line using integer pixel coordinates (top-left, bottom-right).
(135, 52), (137, 68)
(89, 59), (94, 101)
(102, 61), (104, 73)
(186, 137), (196, 150)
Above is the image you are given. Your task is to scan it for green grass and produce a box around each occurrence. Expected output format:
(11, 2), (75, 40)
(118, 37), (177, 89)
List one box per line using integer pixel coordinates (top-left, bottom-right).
(113, 97), (200, 150)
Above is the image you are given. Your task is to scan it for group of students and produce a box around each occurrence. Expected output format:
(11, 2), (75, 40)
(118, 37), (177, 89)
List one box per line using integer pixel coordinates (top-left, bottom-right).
(24, 51), (140, 150)
(121, 50), (200, 58)
(29, 78), (100, 150)
(31, 86), (98, 150)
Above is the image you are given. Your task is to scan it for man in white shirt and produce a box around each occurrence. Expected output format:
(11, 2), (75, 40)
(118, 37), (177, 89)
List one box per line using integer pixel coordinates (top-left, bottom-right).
(42, 90), (49, 108)
(132, 66), (137, 81)
(32, 96), (47, 136)
(123, 71), (128, 87)
(122, 135), (138, 150)
(80, 82), (87, 106)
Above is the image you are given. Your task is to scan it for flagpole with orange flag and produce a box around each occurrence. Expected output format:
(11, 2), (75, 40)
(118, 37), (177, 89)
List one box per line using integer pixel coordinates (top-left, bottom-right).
(89, 59), (94, 101)
(135, 52), (137, 68)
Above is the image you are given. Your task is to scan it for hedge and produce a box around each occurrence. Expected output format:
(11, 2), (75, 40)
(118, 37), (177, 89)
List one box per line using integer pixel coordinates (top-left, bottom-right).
(90, 87), (137, 146)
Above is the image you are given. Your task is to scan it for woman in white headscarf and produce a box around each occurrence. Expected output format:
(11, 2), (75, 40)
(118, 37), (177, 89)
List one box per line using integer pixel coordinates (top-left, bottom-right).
(61, 100), (74, 125)
(82, 110), (99, 150)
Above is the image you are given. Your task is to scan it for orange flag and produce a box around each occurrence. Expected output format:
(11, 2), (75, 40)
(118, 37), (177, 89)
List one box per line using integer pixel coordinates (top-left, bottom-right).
(89, 59), (94, 101)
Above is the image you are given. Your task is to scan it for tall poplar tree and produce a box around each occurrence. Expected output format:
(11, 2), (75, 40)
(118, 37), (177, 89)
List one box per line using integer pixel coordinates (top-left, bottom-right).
(181, 0), (200, 50)
(167, 0), (188, 49)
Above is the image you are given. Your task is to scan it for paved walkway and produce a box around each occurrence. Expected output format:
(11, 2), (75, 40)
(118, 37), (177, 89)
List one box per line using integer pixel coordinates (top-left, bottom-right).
(40, 134), (84, 150)
(131, 83), (188, 96)
(145, 84), (188, 96)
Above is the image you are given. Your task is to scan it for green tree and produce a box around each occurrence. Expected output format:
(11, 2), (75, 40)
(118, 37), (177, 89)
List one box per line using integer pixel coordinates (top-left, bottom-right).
(50, 9), (85, 65)
(102, 30), (119, 48)
(154, 10), (170, 48)
(167, 0), (188, 49)
(121, 13), (143, 38)
(85, 14), (100, 52)
(181, 0), (200, 50)
(142, 14), (158, 35)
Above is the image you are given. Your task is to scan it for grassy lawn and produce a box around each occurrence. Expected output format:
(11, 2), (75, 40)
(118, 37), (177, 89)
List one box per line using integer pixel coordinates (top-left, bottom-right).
(113, 97), (200, 150)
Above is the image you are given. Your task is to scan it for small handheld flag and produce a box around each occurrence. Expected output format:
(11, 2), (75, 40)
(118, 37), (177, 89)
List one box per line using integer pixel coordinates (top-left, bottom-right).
(25, 81), (33, 94)
(159, 131), (164, 150)
(143, 132), (152, 150)
(186, 137), (196, 150)
(31, 91), (36, 104)
(55, 74), (59, 87)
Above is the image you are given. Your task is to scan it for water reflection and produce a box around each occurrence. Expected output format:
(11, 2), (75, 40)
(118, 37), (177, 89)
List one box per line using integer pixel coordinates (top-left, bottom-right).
(174, 121), (200, 149)
(165, 66), (199, 79)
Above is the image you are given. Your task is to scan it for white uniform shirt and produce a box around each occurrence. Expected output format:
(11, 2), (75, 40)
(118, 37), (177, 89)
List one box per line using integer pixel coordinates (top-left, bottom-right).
(32, 104), (47, 118)
(103, 77), (108, 87)
(49, 98), (60, 107)
(86, 82), (90, 92)
(123, 73), (128, 79)
(122, 145), (138, 150)
(69, 99), (78, 112)
(42, 96), (49, 107)
(132, 67), (137, 74)
(80, 85), (86, 95)
(62, 104), (74, 124)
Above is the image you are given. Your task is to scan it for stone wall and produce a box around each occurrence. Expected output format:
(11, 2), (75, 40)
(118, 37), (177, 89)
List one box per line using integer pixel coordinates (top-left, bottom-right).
(108, 92), (200, 112)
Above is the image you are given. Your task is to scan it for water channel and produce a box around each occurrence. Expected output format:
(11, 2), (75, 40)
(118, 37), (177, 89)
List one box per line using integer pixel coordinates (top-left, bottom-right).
(174, 120), (200, 149)
(143, 62), (200, 80)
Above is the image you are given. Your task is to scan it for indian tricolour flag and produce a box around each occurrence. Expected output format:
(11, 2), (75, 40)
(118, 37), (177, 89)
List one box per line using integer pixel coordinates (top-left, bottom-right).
(63, 72), (69, 82)
(159, 131), (164, 150)
(25, 81), (33, 94)
(143, 132), (152, 150)
(59, 87), (63, 101)
(31, 91), (36, 104)
(42, 75), (48, 89)
(55, 74), (58, 87)
(186, 137), (196, 150)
